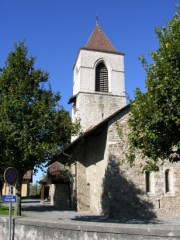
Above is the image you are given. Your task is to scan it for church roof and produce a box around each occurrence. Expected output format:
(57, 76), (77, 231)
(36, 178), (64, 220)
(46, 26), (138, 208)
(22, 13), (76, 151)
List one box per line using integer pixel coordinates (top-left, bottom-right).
(84, 23), (118, 53)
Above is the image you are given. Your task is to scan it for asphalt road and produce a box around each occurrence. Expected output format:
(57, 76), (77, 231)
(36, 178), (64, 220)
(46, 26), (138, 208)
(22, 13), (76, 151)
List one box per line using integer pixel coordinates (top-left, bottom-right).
(21, 199), (99, 221)
(2, 199), (180, 225)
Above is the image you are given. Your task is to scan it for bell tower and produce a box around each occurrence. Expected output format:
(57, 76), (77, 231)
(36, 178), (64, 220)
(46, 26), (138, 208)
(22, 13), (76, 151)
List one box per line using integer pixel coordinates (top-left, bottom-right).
(69, 22), (126, 134)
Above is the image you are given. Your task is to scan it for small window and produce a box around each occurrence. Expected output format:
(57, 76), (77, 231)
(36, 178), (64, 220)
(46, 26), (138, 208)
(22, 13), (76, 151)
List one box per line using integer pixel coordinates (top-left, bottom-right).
(165, 169), (170, 193)
(145, 171), (151, 193)
(95, 62), (108, 92)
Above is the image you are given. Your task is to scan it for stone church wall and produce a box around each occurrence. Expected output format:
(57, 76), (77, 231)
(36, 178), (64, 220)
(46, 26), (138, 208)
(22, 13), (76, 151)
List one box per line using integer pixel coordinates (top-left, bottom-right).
(75, 92), (125, 132)
(70, 145), (90, 212)
(85, 127), (109, 214)
(73, 107), (180, 220)
(105, 108), (180, 219)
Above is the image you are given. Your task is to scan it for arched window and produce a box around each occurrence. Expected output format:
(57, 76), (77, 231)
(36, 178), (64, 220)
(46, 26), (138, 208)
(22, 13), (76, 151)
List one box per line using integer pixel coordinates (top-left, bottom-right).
(95, 62), (108, 92)
(165, 169), (170, 193)
(145, 171), (151, 193)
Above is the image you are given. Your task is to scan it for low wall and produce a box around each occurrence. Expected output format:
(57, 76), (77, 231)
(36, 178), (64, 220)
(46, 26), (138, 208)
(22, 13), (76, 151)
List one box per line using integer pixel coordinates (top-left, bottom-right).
(0, 216), (180, 240)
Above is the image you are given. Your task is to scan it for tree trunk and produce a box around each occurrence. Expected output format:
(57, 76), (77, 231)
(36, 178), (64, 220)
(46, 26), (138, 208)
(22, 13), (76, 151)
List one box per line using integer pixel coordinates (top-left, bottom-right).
(15, 173), (23, 216)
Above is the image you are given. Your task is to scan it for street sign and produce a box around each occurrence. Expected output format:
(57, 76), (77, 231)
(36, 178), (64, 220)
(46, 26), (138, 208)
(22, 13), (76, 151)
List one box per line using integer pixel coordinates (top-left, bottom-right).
(4, 167), (18, 185)
(2, 195), (16, 203)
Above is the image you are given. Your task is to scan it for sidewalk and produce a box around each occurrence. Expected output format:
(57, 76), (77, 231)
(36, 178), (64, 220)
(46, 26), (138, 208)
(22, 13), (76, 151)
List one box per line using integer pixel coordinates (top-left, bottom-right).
(20, 199), (180, 226)
(2, 198), (180, 225)
(21, 199), (94, 221)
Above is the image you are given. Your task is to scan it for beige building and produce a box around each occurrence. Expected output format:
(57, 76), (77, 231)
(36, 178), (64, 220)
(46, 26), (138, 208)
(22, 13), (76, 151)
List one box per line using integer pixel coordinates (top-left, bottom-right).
(51, 22), (180, 219)
(2, 170), (32, 197)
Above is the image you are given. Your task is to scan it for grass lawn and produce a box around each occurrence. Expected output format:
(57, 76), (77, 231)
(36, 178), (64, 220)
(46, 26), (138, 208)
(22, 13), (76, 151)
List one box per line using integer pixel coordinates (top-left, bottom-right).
(0, 205), (14, 215)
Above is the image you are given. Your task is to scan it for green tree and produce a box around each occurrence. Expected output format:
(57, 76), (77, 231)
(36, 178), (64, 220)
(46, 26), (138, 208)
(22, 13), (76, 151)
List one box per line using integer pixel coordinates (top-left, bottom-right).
(0, 42), (78, 215)
(128, 10), (180, 171)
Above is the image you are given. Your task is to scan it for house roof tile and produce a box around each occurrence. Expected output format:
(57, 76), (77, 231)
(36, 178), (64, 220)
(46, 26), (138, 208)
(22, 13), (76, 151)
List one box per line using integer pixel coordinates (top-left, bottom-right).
(23, 170), (32, 180)
(85, 23), (118, 53)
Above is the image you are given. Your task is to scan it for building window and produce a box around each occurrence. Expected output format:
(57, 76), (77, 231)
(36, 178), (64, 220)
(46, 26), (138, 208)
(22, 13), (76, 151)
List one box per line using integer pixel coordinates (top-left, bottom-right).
(95, 62), (108, 92)
(145, 171), (151, 193)
(165, 169), (170, 193)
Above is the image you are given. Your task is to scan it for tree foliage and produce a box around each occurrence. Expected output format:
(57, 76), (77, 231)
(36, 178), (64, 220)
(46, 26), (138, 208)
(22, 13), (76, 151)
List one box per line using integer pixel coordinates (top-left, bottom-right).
(128, 10), (180, 171)
(0, 42), (79, 214)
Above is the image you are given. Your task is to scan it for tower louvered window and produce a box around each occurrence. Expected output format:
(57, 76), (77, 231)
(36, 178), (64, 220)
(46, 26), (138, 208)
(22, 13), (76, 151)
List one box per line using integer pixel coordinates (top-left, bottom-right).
(95, 63), (108, 92)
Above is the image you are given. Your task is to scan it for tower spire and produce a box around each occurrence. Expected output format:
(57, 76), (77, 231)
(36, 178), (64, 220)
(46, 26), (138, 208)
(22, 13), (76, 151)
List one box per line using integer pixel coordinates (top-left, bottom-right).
(85, 18), (118, 53)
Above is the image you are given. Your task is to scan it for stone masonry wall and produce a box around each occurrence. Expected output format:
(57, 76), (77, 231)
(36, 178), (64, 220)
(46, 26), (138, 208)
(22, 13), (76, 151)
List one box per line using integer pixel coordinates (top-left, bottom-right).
(85, 128), (109, 214)
(76, 92), (125, 132)
(76, 160), (90, 211)
(74, 145), (90, 212)
(74, 106), (180, 220)
(105, 108), (180, 219)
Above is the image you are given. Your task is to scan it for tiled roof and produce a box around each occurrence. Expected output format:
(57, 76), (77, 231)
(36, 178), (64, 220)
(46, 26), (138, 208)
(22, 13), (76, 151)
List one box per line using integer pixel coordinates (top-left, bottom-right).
(48, 161), (69, 183)
(85, 23), (118, 53)
(23, 170), (32, 180)
(48, 161), (65, 176)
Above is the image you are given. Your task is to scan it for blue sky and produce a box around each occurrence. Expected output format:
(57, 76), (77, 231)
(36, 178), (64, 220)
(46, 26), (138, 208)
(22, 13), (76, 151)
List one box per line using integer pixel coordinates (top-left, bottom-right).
(0, 0), (178, 182)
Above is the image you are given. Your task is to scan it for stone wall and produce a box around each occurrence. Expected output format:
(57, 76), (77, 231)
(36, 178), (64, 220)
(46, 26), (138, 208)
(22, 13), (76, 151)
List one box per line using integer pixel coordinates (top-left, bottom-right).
(75, 92), (125, 132)
(71, 145), (90, 212)
(105, 108), (180, 219)
(53, 183), (71, 210)
(85, 127), (109, 214)
(72, 106), (180, 220)
(76, 160), (90, 211)
(1, 217), (180, 240)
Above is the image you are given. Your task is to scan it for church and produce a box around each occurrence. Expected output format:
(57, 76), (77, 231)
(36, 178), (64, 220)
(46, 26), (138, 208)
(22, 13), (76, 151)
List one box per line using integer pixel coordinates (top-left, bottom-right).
(49, 22), (180, 220)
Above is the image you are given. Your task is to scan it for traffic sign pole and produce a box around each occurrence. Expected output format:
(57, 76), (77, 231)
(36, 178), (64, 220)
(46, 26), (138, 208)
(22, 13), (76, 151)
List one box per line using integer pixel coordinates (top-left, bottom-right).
(4, 167), (18, 240)
(8, 185), (13, 240)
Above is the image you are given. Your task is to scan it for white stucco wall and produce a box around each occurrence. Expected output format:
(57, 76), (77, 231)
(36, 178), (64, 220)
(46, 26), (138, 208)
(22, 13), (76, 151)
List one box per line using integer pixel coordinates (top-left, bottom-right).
(73, 49), (125, 96)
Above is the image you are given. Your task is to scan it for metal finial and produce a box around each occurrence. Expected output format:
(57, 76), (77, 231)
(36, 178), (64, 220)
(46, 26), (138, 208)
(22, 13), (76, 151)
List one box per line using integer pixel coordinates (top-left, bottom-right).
(96, 15), (99, 25)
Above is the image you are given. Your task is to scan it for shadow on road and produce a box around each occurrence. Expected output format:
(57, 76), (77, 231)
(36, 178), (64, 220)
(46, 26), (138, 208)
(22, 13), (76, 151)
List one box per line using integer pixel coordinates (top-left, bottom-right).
(71, 215), (164, 224)
(22, 204), (56, 212)
(21, 200), (41, 204)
